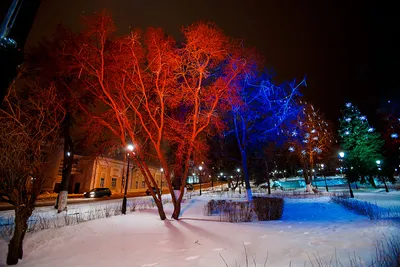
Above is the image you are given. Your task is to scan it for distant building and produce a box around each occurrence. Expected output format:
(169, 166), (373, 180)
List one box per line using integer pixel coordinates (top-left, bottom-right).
(42, 148), (165, 194)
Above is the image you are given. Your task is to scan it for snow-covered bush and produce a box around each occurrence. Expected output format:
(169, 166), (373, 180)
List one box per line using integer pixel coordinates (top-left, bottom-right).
(205, 198), (284, 222)
(331, 193), (382, 219)
(224, 202), (253, 222)
(204, 200), (228, 216)
(252, 197), (284, 221)
(204, 200), (253, 222)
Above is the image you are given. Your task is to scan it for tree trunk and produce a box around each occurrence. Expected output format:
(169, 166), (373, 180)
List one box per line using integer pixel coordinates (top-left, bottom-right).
(55, 111), (74, 213)
(347, 180), (354, 198)
(307, 156), (314, 192)
(155, 199), (166, 220)
(172, 198), (181, 220)
(7, 207), (32, 265)
(324, 175), (329, 192)
(241, 150), (252, 201)
(381, 176), (389, 192)
(135, 159), (167, 220)
(303, 168), (312, 192)
(368, 175), (377, 188)
(264, 160), (271, 195)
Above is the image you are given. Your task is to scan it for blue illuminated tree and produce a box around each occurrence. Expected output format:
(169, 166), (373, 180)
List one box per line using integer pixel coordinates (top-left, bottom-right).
(228, 70), (304, 200)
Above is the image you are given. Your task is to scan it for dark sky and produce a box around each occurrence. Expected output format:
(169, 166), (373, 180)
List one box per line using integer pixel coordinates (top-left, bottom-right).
(25, 0), (399, 121)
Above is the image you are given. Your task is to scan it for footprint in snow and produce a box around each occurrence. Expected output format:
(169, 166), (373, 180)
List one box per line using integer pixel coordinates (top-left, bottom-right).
(304, 232), (309, 235)
(157, 240), (168, 245)
(185, 256), (199, 260)
(243, 242), (251, 245)
(212, 248), (224, 251)
(142, 263), (158, 267)
(259, 235), (267, 239)
(287, 225), (292, 228)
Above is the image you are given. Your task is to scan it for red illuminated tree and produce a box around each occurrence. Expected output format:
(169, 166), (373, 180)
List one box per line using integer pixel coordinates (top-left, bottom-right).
(61, 11), (248, 220)
(287, 102), (334, 192)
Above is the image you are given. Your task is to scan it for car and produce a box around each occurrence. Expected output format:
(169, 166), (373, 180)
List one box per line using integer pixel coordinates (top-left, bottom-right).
(186, 184), (194, 190)
(83, 188), (111, 198)
(146, 187), (161, 196)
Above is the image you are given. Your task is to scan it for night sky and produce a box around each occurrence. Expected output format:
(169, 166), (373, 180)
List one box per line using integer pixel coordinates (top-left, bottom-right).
(26, 0), (399, 122)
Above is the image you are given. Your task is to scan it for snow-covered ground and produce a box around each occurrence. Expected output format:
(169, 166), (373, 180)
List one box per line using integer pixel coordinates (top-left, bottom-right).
(354, 190), (400, 208)
(1, 192), (399, 267)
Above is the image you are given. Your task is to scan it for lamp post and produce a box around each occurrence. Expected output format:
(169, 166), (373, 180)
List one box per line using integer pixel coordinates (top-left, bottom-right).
(160, 168), (164, 195)
(376, 160), (388, 192)
(199, 166), (203, 196)
(339, 151), (354, 198)
(122, 144), (134, 214)
(237, 168), (241, 194)
(321, 164), (328, 192)
(339, 152), (345, 177)
(220, 172), (223, 191)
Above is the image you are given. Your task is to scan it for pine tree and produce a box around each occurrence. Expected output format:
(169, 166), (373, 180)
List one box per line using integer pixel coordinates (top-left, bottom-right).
(339, 102), (384, 186)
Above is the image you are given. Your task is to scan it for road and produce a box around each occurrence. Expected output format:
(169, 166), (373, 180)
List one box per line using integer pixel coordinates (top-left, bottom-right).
(0, 182), (225, 211)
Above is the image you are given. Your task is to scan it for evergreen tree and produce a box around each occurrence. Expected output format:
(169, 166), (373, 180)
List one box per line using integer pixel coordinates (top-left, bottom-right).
(339, 102), (384, 186)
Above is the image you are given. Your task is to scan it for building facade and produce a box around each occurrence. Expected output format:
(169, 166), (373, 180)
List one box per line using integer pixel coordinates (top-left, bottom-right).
(42, 149), (165, 194)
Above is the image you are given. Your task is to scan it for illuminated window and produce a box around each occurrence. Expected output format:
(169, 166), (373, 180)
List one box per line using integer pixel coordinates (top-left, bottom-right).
(111, 178), (117, 188)
(142, 181), (145, 188)
(100, 178), (105, 187)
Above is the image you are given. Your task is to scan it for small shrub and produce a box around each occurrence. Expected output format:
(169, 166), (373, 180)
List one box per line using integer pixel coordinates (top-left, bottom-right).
(331, 194), (383, 220)
(129, 201), (137, 212)
(205, 200), (253, 222)
(223, 201), (253, 222)
(104, 205), (113, 218)
(371, 234), (400, 267)
(63, 213), (74, 226)
(204, 200), (228, 216)
(253, 197), (284, 221)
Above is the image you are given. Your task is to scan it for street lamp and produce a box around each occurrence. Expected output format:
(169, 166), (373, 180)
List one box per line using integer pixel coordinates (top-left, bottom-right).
(199, 166), (203, 196)
(160, 168), (164, 195)
(376, 160), (388, 192)
(321, 163), (328, 192)
(339, 152), (345, 177)
(122, 144), (134, 214)
(236, 168), (241, 194)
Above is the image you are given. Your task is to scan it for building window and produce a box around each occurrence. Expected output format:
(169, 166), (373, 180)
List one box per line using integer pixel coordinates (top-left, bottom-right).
(111, 178), (117, 188)
(135, 181), (138, 189)
(142, 181), (145, 188)
(100, 178), (105, 187)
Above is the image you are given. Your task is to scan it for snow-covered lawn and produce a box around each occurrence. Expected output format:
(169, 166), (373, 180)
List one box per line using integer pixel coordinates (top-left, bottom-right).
(1, 193), (399, 267)
(354, 190), (400, 208)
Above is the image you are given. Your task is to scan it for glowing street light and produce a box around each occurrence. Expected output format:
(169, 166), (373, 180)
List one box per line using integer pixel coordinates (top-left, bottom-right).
(122, 144), (134, 214)
(199, 166), (203, 196)
(236, 168), (242, 194)
(160, 168), (164, 194)
(338, 151), (345, 177)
